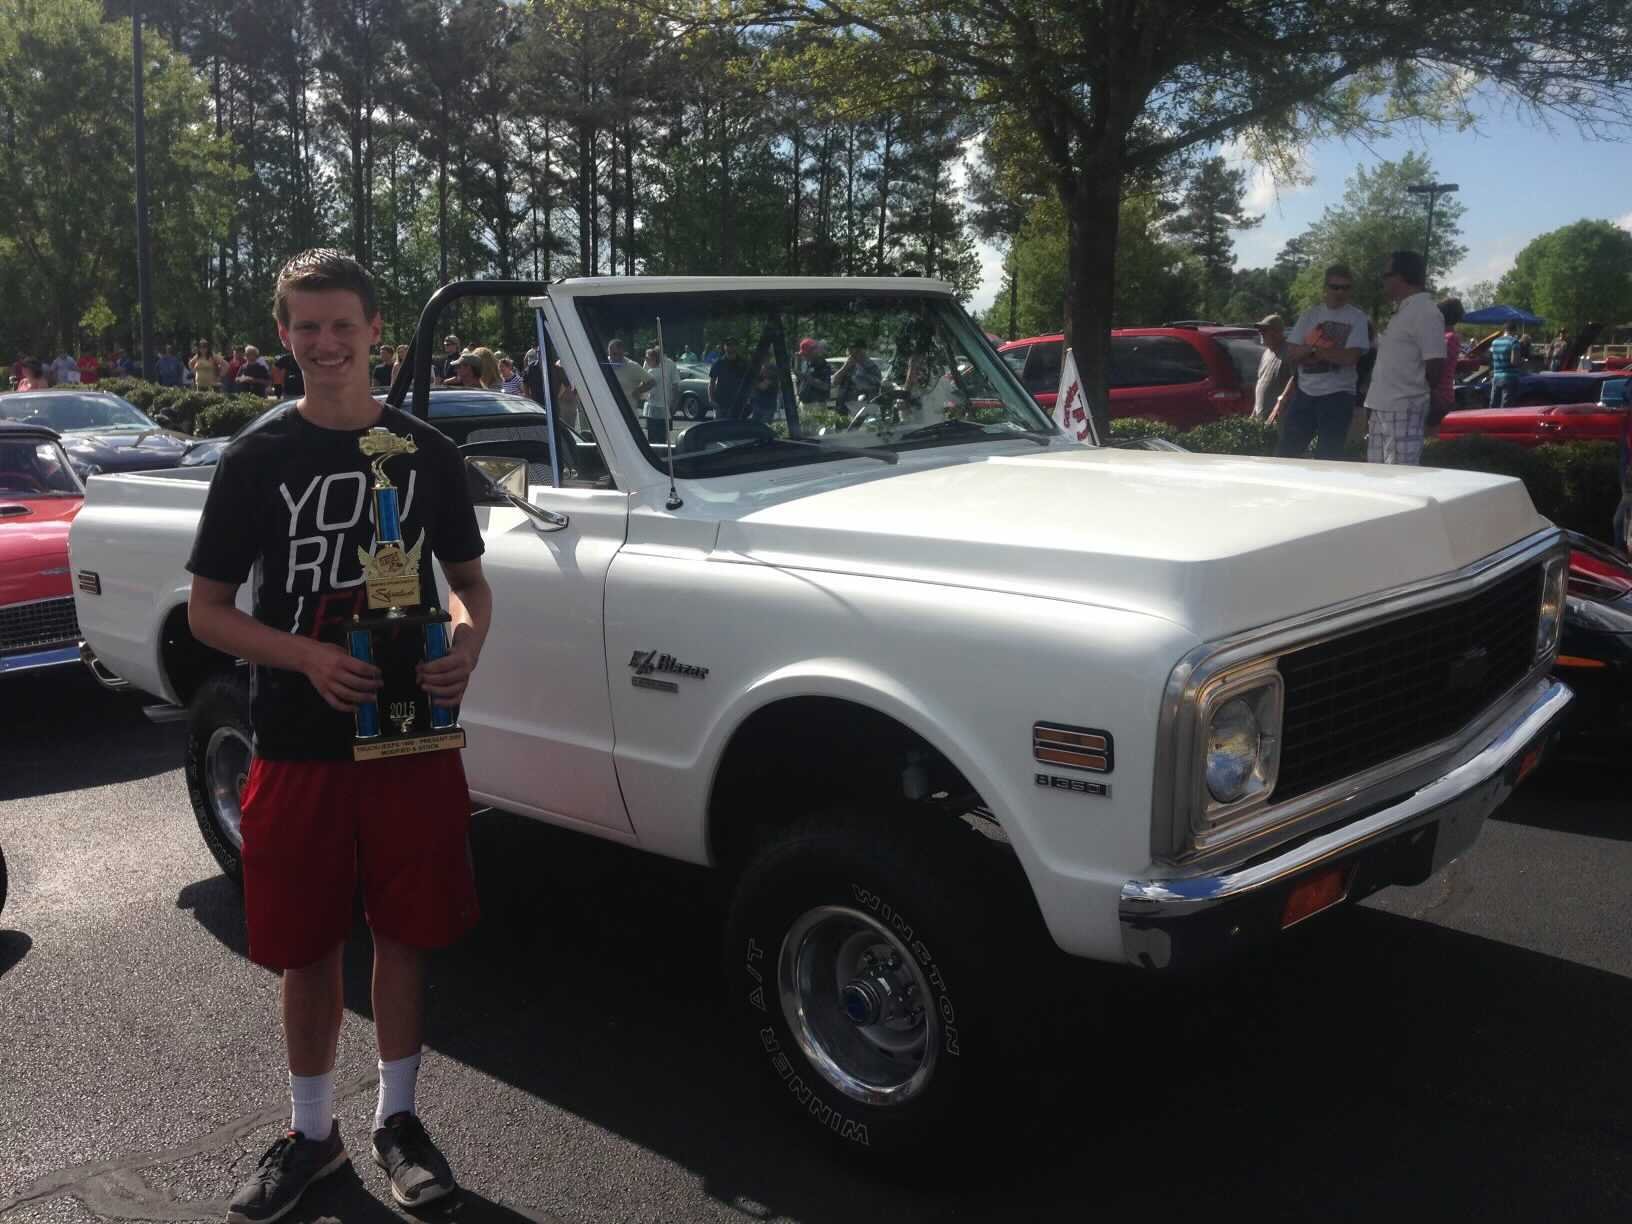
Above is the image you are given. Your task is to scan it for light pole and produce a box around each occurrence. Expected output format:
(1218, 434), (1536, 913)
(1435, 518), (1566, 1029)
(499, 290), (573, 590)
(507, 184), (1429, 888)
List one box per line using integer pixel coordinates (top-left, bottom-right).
(1406, 182), (1458, 286)
(132, 1), (157, 380)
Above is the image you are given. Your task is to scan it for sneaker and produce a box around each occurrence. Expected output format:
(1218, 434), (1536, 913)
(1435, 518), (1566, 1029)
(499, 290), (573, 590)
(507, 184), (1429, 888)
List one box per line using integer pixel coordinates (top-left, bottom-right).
(226, 1122), (348, 1224)
(371, 1112), (457, 1207)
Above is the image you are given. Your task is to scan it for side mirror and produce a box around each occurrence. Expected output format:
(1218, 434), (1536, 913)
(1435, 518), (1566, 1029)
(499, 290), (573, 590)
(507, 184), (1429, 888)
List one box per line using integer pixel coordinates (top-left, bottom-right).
(465, 454), (528, 502)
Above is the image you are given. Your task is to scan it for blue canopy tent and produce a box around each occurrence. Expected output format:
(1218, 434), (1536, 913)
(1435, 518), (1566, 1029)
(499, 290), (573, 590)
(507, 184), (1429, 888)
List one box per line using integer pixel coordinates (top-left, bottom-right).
(1461, 304), (1545, 326)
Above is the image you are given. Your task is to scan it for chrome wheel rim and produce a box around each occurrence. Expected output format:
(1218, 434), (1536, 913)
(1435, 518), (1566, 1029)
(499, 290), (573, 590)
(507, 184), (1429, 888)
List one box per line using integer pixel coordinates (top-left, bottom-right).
(778, 904), (940, 1107)
(204, 726), (252, 851)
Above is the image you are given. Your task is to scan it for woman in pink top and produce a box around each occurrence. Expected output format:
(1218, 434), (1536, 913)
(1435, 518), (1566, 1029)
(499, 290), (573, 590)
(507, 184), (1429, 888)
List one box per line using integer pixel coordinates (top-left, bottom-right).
(1431, 297), (1464, 432)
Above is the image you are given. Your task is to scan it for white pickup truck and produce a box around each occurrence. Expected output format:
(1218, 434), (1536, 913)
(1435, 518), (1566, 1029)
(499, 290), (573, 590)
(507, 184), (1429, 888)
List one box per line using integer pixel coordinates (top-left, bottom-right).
(73, 277), (1572, 1153)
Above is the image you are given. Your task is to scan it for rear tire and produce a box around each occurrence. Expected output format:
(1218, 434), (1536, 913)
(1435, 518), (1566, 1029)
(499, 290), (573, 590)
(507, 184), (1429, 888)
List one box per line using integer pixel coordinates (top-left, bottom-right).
(724, 810), (1049, 1156)
(184, 670), (253, 885)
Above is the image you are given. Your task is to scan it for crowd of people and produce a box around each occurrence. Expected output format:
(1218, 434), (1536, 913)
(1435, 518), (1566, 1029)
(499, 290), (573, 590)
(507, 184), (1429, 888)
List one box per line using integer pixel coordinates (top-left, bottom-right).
(1248, 249), (1591, 466)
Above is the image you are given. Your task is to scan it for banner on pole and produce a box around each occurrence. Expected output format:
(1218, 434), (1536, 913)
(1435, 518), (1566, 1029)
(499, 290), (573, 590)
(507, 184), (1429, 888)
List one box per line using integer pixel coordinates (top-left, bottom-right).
(1054, 347), (1100, 445)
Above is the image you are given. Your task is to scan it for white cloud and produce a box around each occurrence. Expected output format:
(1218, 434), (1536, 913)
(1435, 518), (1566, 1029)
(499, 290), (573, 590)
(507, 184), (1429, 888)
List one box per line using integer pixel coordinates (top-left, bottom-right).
(1447, 235), (1523, 293)
(1617, 210), (1632, 233)
(1221, 138), (1311, 221)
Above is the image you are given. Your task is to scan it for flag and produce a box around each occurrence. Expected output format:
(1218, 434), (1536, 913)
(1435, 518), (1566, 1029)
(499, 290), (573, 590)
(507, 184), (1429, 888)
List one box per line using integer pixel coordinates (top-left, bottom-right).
(1054, 347), (1100, 445)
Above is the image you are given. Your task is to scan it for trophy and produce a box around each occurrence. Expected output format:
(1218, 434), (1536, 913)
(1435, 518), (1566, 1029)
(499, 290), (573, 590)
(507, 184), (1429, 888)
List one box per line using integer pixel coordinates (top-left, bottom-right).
(346, 427), (466, 761)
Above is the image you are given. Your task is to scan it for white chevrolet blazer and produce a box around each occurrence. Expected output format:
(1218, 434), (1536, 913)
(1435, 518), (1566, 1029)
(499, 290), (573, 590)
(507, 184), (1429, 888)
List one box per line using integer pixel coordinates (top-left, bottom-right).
(72, 277), (1572, 1153)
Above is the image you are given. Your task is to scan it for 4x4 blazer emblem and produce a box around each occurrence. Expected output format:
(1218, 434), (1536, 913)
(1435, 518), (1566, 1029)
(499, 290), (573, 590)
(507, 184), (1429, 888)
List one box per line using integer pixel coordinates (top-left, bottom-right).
(628, 650), (709, 693)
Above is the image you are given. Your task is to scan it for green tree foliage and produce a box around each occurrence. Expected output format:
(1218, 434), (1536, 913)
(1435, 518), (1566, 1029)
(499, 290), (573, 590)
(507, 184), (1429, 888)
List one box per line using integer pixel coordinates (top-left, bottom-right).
(1496, 220), (1632, 332)
(1165, 156), (1260, 318)
(710, 0), (1632, 437)
(978, 193), (1199, 337)
(1285, 153), (1467, 320)
(0, 0), (233, 358)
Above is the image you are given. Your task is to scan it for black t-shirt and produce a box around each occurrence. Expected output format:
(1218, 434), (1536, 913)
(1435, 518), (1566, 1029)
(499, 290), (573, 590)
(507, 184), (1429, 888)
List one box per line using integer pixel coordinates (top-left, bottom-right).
(240, 359), (272, 394)
(186, 404), (485, 760)
(274, 353), (304, 397)
(710, 355), (747, 415)
(373, 361), (394, 388)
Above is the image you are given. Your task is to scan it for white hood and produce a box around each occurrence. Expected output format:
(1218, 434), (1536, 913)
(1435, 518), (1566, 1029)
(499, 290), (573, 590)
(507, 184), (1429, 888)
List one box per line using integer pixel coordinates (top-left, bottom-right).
(712, 447), (1549, 640)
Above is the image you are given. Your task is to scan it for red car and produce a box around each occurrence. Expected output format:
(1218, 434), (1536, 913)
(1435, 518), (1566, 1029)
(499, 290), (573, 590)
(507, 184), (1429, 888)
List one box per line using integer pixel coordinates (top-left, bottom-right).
(1439, 372), (1629, 447)
(1, 421), (84, 676)
(998, 326), (1263, 432)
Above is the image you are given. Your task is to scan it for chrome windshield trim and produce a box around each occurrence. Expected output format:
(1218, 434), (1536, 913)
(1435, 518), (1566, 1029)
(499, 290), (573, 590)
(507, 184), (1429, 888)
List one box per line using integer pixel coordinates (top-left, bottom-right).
(1150, 527), (1568, 865)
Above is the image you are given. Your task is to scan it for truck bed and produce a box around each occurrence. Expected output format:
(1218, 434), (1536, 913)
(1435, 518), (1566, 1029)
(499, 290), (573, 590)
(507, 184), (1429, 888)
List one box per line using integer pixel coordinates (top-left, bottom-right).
(71, 468), (217, 703)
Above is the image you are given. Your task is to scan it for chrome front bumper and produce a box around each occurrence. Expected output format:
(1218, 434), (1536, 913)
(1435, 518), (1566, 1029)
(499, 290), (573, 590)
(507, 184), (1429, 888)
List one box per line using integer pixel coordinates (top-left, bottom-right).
(1119, 678), (1573, 970)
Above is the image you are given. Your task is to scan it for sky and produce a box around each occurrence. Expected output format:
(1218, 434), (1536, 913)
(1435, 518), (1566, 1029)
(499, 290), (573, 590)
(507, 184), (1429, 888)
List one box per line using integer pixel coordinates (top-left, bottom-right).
(965, 94), (1632, 315)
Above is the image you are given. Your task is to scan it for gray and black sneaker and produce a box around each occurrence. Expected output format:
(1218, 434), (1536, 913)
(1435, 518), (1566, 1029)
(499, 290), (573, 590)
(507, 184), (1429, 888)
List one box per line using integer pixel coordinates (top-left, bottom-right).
(371, 1112), (457, 1207)
(226, 1122), (348, 1224)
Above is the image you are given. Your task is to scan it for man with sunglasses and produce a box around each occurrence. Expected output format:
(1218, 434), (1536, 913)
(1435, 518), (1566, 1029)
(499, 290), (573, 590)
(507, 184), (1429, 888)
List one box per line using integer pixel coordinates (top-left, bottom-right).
(1274, 263), (1374, 460)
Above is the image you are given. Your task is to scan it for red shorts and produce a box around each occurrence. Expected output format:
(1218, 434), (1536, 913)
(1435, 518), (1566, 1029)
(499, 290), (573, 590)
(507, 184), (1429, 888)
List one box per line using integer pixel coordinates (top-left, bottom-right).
(239, 751), (480, 971)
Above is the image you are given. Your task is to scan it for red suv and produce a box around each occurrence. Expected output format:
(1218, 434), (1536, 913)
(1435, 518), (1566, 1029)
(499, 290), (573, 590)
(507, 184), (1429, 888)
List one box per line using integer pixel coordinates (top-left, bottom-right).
(999, 325), (1265, 432)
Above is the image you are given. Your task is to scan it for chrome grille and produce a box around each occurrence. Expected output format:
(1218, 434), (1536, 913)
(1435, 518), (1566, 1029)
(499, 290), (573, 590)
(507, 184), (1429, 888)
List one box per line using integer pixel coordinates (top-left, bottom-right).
(1274, 563), (1542, 802)
(0, 596), (80, 654)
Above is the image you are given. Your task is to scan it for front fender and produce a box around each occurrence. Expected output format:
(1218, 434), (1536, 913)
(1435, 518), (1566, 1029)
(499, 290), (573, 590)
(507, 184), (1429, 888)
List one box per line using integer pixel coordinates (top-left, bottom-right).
(605, 553), (1198, 961)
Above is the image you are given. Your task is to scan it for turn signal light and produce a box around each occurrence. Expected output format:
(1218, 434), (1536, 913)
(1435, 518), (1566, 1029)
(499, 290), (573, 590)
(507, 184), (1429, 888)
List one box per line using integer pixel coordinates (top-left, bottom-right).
(1553, 655), (1608, 669)
(1281, 866), (1350, 929)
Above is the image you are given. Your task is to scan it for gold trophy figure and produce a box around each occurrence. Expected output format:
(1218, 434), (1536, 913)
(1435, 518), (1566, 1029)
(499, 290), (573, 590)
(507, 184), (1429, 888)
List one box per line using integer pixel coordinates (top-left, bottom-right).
(346, 427), (465, 760)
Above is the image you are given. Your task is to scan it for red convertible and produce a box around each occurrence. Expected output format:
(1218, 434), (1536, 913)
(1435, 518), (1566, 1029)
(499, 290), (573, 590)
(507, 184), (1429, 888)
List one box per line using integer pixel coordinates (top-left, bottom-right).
(1438, 372), (1629, 447)
(1, 421), (84, 675)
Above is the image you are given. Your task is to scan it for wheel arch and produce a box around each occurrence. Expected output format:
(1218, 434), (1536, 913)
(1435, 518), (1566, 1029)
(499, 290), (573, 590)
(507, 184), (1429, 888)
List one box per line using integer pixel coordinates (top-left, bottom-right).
(703, 675), (1009, 877)
(159, 601), (238, 707)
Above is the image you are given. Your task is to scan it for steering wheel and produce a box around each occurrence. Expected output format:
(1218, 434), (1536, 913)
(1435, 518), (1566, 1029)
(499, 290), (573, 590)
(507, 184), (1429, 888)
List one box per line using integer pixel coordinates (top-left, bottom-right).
(675, 419), (775, 455)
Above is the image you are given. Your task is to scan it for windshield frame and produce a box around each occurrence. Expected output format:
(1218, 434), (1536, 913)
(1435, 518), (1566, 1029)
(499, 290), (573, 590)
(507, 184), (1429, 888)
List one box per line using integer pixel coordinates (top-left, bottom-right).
(0, 435), (85, 496)
(566, 285), (1059, 479)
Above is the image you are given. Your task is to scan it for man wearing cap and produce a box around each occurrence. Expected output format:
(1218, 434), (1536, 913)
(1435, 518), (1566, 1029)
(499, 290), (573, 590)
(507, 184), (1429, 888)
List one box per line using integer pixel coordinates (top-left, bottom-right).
(444, 352), (482, 388)
(1275, 264), (1374, 459)
(1253, 315), (1292, 420)
(795, 338), (831, 411)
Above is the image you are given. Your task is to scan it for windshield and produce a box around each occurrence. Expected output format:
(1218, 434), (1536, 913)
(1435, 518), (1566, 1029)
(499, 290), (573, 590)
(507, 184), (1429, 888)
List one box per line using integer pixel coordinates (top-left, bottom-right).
(573, 289), (1056, 476)
(0, 393), (157, 432)
(0, 438), (81, 495)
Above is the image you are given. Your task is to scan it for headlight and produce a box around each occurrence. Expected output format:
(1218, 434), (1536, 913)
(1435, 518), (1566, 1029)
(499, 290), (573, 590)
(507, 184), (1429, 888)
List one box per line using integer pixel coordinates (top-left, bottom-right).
(1205, 699), (1260, 803)
(1197, 669), (1283, 818)
(1536, 556), (1566, 660)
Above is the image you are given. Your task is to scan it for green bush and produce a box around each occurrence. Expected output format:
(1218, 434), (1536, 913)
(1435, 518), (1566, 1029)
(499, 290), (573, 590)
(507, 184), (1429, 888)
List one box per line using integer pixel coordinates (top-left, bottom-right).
(1175, 416), (1279, 456)
(194, 394), (274, 439)
(1532, 441), (1624, 539)
(1109, 417), (1178, 442)
(96, 376), (161, 412)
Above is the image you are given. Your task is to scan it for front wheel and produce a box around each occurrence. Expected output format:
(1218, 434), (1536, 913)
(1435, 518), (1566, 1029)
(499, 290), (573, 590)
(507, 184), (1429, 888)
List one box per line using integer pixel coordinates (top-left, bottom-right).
(184, 671), (253, 885)
(724, 814), (1045, 1155)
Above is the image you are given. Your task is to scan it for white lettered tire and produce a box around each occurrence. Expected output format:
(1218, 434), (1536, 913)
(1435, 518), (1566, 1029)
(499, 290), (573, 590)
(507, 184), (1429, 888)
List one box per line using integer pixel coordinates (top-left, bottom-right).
(725, 813), (1041, 1156)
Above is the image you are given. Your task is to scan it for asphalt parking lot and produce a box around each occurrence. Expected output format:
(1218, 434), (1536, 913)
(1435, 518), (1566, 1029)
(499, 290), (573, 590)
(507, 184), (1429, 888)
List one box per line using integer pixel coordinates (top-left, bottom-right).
(3, 667), (1631, 1224)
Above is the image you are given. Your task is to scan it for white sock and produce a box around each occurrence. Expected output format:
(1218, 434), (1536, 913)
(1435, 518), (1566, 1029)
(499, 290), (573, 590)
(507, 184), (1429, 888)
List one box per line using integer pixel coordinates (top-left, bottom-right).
(290, 1069), (335, 1141)
(375, 1051), (422, 1129)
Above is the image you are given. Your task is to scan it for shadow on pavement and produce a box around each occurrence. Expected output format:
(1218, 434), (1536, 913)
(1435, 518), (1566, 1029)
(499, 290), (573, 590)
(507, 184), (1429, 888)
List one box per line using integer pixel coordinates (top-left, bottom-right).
(178, 803), (1632, 1222)
(2, 668), (186, 800)
(0, 930), (32, 978)
(1491, 764), (1632, 842)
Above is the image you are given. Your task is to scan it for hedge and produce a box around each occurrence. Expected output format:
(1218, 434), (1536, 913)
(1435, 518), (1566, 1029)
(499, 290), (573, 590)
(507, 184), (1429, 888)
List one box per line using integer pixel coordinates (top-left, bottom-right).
(92, 376), (269, 437)
(1109, 416), (1625, 544)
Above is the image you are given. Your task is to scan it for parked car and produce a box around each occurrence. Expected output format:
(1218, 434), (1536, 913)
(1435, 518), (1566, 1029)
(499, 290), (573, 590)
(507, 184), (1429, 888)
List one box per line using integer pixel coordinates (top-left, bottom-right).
(0, 390), (192, 475)
(73, 275), (1572, 1154)
(0, 421), (84, 676)
(1439, 374), (1628, 447)
(999, 325), (1262, 431)
(1554, 532), (1632, 756)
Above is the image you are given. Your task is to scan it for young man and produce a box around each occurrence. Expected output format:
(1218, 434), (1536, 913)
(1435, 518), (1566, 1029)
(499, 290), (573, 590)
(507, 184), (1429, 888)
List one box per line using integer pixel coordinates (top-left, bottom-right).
(1274, 263), (1374, 459)
(186, 250), (492, 1223)
(1490, 321), (1522, 407)
(1364, 250), (1449, 465)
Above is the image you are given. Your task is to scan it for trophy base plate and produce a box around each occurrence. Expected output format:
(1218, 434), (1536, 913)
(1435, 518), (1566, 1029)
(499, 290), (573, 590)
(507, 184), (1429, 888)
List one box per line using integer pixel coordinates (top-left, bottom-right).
(353, 728), (467, 762)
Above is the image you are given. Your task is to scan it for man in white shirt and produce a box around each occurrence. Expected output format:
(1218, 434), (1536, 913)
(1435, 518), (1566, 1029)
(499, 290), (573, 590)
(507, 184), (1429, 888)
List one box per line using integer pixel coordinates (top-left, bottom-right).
(603, 338), (652, 420)
(638, 345), (679, 444)
(1365, 250), (1449, 465)
(1274, 264), (1374, 459)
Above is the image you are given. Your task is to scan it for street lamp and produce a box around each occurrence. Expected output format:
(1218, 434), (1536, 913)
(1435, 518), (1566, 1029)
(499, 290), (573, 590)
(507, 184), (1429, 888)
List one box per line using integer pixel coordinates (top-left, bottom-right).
(132, 1), (157, 381)
(1407, 182), (1458, 286)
